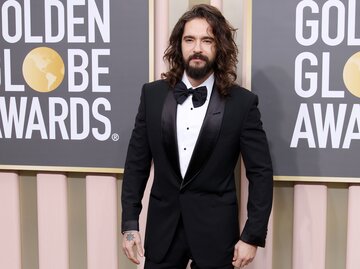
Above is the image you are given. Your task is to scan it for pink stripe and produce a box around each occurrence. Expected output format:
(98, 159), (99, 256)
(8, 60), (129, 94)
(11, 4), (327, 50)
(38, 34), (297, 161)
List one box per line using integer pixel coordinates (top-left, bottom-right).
(155, 0), (169, 79)
(346, 185), (360, 269)
(210, 0), (223, 10)
(0, 172), (21, 269)
(86, 175), (118, 269)
(293, 184), (327, 269)
(37, 173), (69, 269)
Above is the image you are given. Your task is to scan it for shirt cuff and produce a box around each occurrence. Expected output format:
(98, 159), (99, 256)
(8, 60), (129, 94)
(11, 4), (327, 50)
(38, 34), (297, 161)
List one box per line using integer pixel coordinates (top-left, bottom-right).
(240, 231), (266, 248)
(121, 220), (139, 234)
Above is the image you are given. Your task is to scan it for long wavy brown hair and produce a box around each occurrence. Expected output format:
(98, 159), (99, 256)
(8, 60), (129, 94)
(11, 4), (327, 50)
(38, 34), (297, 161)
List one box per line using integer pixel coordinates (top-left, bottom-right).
(161, 4), (238, 96)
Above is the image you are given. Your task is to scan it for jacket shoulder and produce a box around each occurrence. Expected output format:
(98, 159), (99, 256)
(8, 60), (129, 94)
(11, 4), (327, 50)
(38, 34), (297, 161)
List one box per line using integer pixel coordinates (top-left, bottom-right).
(141, 80), (170, 104)
(227, 84), (258, 102)
(143, 79), (170, 92)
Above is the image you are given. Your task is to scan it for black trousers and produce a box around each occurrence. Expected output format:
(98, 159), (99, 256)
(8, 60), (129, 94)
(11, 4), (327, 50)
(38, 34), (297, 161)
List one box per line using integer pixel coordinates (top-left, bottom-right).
(144, 218), (233, 269)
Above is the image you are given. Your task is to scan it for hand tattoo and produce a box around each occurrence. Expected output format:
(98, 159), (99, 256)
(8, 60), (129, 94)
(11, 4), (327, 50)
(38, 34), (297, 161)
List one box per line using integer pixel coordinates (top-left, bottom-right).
(126, 232), (135, 241)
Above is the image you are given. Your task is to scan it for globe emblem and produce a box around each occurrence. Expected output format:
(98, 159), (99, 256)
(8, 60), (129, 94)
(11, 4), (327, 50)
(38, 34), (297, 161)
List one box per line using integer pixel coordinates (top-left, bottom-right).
(343, 51), (360, 98)
(22, 47), (65, 93)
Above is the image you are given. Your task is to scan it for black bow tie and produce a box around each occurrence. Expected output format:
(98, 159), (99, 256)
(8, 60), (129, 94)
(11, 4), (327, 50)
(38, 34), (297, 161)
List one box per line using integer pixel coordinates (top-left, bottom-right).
(173, 81), (207, 108)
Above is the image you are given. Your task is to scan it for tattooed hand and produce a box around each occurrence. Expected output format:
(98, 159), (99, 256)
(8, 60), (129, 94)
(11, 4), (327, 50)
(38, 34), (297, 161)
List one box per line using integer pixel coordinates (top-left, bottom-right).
(122, 231), (144, 264)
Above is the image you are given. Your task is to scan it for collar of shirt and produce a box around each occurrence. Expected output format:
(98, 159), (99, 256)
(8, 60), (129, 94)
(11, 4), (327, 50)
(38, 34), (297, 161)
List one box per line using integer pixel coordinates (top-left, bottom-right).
(181, 72), (215, 98)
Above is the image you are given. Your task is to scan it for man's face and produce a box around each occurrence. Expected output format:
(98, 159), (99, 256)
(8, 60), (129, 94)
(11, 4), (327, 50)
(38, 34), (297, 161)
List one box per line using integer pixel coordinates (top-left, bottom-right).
(181, 18), (216, 80)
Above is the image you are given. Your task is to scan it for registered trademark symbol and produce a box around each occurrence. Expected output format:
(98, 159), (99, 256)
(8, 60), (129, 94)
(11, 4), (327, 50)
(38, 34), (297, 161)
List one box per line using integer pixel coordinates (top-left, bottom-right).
(111, 133), (119, 141)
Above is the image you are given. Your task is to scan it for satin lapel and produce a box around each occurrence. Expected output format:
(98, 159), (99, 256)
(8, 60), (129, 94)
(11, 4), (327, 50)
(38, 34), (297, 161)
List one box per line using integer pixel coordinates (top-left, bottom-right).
(181, 86), (225, 189)
(161, 90), (182, 180)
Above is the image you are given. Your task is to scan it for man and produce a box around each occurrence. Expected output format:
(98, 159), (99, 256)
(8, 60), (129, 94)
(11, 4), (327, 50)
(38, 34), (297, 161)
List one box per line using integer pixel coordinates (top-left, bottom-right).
(121, 4), (273, 269)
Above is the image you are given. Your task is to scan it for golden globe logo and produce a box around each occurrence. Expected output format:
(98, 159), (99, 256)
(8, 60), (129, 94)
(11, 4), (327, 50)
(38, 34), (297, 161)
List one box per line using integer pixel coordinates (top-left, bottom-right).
(0, 0), (115, 142)
(290, 0), (360, 150)
(343, 52), (360, 99)
(23, 47), (65, 93)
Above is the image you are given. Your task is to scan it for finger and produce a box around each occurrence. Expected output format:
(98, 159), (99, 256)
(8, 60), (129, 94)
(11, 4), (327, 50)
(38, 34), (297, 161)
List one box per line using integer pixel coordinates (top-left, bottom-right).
(123, 240), (139, 264)
(240, 256), (253, 266)
(123, 247), (131, 260)
(125, 248), (131, 259)
(136, 241), (144, 257)
(122, 242), (129, 255)
(233, 245), (238, 261)
(232, 260), (241, 268)
(122, 240), (132, 258)
(232, 256), (242, 267)
(127, 245), (140, 264)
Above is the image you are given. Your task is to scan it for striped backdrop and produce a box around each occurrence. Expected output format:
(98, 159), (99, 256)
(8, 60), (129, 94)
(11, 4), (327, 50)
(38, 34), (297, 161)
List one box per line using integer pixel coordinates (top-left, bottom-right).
(1, 1), (359, 269)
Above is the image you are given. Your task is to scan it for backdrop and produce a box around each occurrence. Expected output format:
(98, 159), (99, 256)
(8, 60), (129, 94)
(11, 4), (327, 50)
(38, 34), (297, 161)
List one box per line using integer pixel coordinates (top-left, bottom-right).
(0, 0), (149, 172)
(252, 0), (360, 180)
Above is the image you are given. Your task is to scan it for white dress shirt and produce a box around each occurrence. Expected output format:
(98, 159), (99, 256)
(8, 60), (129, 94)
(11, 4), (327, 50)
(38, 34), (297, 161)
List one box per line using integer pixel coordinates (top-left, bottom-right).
(176, 73), (214, 178)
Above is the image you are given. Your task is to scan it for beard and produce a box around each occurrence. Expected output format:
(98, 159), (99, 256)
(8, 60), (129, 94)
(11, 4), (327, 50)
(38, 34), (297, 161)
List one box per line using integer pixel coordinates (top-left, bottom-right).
(184, 53), (215, 80)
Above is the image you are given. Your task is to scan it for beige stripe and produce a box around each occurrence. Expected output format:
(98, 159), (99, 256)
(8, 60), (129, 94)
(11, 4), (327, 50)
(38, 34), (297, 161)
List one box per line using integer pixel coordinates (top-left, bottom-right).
(272, 182), (294, 269)
(275, 176), (360, 183)
(68, 174), (87, 269)
(0, 164), (123, 174)
(326, 184), (347, 269)
(20, 172), (39, 269)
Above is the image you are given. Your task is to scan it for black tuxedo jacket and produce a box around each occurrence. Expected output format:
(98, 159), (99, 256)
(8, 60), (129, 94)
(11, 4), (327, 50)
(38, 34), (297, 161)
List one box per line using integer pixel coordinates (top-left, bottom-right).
(121, 80), (273, 267)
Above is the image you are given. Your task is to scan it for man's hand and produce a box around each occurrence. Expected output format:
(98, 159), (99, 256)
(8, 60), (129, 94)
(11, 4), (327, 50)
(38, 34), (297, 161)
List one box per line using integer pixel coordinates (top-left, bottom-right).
(122, 231), (144, 264)
(232, 240), (257, 268)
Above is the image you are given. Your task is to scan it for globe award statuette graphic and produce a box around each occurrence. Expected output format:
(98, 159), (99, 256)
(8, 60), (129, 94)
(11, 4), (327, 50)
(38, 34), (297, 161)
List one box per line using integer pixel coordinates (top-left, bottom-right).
(22, 47), (65, 93)
(343, 51), (360, 99)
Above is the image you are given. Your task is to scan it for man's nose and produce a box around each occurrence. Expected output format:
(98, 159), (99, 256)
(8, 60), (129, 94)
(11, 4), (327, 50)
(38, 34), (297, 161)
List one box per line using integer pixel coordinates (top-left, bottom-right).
(193, 40), (202, 53)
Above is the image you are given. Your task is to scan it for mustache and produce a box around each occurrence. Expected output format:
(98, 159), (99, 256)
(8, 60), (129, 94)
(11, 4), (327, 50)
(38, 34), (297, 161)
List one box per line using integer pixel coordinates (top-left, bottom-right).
(188, 53), (209, 62)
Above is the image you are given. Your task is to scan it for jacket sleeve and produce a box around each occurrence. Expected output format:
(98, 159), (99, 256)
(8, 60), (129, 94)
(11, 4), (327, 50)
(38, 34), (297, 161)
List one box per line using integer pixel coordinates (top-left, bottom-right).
(239, 94), (273, 247)
(121, 84), (152, 233)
